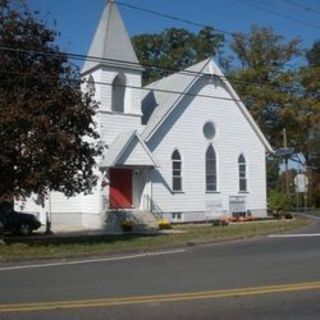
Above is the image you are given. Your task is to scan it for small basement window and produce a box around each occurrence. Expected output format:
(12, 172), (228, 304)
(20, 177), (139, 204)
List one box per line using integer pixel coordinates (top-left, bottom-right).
(172, 213), (182, 221)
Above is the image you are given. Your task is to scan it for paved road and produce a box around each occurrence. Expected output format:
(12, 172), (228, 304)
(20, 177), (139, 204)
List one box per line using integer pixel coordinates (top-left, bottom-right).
(1, 218), (320, 319)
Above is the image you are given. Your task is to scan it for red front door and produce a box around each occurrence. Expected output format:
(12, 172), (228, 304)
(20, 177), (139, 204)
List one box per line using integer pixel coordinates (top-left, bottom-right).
(109, 168), (133, 209)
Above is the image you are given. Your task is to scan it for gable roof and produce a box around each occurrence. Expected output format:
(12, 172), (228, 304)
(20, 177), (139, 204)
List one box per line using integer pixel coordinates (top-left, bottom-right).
(82, 1), (143, 75)
(141, 58), (212, 140)
(141, 57), (273, 153)
(99, 130), (160, 168)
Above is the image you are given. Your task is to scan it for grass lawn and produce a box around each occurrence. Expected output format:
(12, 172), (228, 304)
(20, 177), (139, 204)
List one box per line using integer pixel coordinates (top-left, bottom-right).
(0, 218), (311, 262)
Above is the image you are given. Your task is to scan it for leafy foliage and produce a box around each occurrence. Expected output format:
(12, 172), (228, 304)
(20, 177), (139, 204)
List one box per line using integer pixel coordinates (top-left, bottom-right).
(306, 40), (320, 67)
(268, 189), (293, 216)
(266, 156), (281, 192)
(299, 41), (320, 206)
(226, 26), (320, 206)
(300, 41), (320, 168)
(0, 1), (101, 201)
(132, 27), (224, 84)
(228, 25), (302, 150)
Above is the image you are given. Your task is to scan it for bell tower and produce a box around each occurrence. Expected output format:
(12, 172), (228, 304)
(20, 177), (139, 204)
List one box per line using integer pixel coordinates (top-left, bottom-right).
(81, 0), (144, 145)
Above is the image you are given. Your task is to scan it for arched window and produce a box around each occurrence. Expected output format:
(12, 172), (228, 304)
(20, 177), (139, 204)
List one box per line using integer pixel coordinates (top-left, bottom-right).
(206, 145), (217, 191)
(238, 154), (247, 191)
(86, 75), (95, 96)
(112, 73), (126, 113)
(172, 150), (182, 192)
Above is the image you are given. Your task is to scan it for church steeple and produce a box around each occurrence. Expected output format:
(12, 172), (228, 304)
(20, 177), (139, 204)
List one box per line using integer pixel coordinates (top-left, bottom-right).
(82, 0), (143, 74)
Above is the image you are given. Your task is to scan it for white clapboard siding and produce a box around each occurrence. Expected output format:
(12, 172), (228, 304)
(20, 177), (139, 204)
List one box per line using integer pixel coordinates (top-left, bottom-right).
(99, 67), (142, 116)
(99, 113), (142, 146)
(118, 138), (154, 166)
(50, 187), (101, 214)
(148, 77), (267, 216)
(87, 68), (144, 147)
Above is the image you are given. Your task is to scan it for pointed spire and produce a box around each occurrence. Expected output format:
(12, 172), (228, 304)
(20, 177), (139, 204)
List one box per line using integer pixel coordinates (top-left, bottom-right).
(82, 0), (143, 74)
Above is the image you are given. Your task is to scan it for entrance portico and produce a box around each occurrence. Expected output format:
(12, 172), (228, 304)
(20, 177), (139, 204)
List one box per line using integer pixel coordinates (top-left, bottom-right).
(107, 166), (155, 210)
(99, 130), (160, 211)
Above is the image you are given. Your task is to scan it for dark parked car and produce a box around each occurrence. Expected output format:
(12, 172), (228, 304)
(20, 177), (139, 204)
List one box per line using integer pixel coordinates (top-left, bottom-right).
(0, 203), (41, 236)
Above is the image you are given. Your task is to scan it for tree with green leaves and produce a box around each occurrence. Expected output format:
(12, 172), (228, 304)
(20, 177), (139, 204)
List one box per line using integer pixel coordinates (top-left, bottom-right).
(132, 26), (224, 84)
(299, 40), (320, 206)
(226, 26), (316, 204)
(300, 40), (320, 168)
(0, 0), (101, 202)
(266, 156), (281, 192)
(228, 25), (302, 150)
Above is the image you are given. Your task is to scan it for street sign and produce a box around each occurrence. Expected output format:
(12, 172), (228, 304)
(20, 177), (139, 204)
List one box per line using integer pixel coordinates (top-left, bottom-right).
(294, 173), (309, 193)
(276, 147), (294, 157)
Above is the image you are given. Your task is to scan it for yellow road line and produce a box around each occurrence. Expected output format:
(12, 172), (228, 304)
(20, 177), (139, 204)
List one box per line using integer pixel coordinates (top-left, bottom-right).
(1, 281), (320, 313)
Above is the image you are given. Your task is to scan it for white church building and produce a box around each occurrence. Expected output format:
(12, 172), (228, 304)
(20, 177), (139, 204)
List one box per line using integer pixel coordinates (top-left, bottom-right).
(19, 1), (273, 231)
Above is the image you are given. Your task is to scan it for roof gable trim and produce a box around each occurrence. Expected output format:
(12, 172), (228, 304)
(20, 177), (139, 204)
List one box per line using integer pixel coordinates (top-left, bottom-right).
(144, 58), (211, 141)
(106, 131), (160, 168)
(143, 57), (273, 153)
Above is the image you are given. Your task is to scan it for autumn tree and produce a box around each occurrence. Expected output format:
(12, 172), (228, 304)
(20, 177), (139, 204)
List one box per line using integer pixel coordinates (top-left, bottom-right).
(132, 27), (225, 84)
(0, 1), (101, 202)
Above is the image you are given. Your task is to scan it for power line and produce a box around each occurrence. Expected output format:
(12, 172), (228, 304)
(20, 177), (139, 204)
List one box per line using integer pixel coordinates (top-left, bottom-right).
(0, 46), (307, 95)
(2, 66), (309, 111)
(283, 0), (320, 15)
(0, 1), (308, 92)
(235, 0), (320, 30)
(1, 69), (244, 104)
(117, 0), (320, 41)
(111, 1), (308, 71)
(116, 0), (236, 38)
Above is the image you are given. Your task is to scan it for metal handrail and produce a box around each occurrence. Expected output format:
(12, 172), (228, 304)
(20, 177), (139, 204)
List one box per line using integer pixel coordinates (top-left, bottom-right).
(142, 195), (163, 221)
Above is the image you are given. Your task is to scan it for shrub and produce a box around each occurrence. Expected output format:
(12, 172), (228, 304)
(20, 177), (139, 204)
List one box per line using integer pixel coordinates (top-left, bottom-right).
(268, 189), (293, 218)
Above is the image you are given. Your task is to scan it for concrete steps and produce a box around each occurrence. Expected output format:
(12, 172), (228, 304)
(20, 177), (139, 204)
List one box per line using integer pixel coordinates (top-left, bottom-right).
(104, 210), (160, 233)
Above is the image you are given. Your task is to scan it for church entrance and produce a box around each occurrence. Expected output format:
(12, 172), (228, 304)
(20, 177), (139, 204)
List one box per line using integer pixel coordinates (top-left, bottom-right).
(109, 168), (133, 209)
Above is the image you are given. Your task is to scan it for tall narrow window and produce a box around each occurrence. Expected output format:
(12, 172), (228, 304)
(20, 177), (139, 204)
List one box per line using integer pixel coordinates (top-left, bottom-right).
(86, 75), (95, 96)
(172, 150), (182, 192)
(206, 145), (217, 191)
(112, 74), (126, 113)
(238, 154), (247, 191)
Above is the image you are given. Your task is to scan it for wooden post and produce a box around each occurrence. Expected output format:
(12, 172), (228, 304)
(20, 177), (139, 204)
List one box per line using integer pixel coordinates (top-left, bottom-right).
(283, 128), (290, 195)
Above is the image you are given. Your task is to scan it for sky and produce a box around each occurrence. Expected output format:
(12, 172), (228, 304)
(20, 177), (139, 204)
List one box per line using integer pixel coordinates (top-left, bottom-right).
(26, 0), (320, 68)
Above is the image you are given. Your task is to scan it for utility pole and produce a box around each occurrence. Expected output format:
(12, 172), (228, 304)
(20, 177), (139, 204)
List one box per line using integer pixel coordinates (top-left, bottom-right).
(283, 128), (290, 195)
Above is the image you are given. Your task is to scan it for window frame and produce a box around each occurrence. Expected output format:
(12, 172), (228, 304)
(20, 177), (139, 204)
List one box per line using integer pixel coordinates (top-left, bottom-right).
(203, 121), (216, 140)
(171, 150), (183, 192)
(238, 154), (247, 192)
(86, 75), (96, 96)
(111, 73), (126, 113)
(206, 145), (217, 192)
